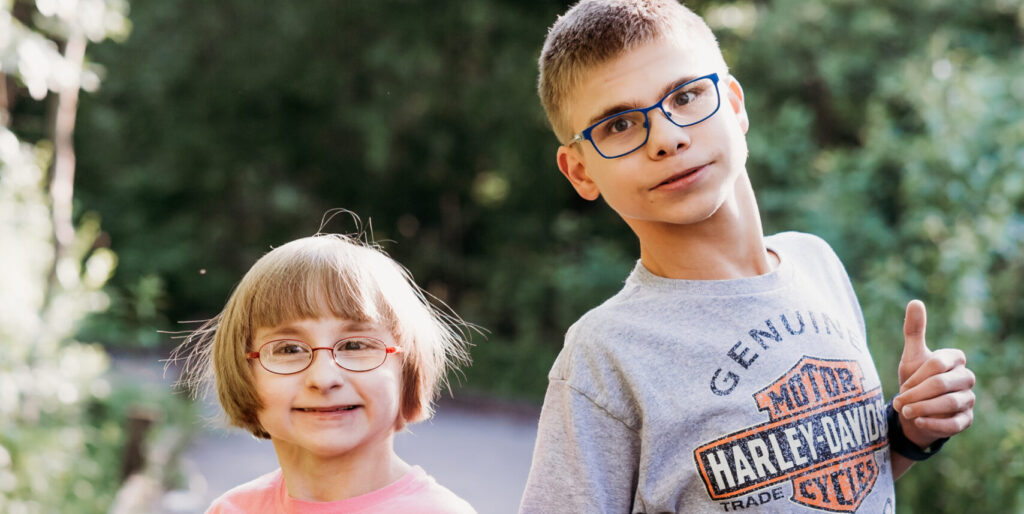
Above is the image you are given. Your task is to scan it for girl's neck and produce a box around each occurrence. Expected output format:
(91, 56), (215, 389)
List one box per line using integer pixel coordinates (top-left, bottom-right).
(273, 437), (411, 502)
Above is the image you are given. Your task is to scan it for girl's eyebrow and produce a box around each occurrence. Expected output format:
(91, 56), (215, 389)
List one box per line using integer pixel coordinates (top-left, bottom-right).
(262, 320), (377, 339)
(262, 326), (303, 339)
(343, 321), (378, 332)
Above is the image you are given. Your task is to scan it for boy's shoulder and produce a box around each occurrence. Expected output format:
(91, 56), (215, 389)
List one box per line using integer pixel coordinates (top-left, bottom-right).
(765, 230), (834, 254)
(562, 266), (646, 342)
(554, 231), (844, 363)
(546, 266), (644, 378)
(766, 230), (849, 276)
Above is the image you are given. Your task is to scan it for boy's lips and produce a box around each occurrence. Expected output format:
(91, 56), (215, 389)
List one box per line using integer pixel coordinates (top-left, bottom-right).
(652, 162), (711, 190)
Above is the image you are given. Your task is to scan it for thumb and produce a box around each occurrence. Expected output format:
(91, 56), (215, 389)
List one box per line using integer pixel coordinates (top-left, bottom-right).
(899, 299), (929, 384)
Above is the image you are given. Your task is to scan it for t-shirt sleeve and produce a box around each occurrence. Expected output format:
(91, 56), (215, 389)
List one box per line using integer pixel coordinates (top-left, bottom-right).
(519, 378), (640, 514)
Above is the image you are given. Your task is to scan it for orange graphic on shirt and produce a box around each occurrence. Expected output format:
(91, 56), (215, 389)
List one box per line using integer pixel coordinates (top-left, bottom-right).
(693, 357), (888, 512)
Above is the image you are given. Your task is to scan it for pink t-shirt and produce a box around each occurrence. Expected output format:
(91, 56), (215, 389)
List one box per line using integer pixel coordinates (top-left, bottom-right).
(206, 465), (476, 513)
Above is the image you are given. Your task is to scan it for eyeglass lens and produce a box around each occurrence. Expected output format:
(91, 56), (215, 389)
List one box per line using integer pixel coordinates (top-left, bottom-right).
(259, 337), (389, 374)
(591, 76), (719, 158)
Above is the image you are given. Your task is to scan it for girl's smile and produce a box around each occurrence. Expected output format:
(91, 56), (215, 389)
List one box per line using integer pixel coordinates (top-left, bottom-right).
(293, 404), (361, 413)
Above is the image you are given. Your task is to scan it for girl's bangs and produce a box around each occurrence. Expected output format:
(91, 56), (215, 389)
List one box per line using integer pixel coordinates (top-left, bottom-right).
(244, 253), (387, 334)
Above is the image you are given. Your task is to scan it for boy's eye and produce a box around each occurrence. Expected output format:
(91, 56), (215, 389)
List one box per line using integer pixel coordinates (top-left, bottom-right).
(671, 90), (698, 107)
(595, 112), (643, 138)
(609, 117), (633, 133)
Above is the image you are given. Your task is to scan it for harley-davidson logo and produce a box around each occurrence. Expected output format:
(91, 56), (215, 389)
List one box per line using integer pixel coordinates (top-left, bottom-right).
(693, 357), (888, 512)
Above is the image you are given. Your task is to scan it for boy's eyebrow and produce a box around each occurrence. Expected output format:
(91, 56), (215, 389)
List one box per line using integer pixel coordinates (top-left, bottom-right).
(583, 75), (702, 128)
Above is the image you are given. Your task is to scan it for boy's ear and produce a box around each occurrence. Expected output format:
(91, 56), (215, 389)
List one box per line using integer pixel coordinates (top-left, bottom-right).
(725, 76), (750, 135)
(557, 144), (600, 201)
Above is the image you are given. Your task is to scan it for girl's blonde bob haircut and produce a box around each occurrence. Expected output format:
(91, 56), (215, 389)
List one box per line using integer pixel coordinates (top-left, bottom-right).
(176, 233), (470, 439)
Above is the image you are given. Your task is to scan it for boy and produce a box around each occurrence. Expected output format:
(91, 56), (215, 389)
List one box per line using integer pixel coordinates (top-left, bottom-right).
(520, 1), (976, 512)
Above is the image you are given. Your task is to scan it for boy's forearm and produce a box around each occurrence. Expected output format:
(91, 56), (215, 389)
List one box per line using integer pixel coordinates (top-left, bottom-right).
(891, 453), (915, 479)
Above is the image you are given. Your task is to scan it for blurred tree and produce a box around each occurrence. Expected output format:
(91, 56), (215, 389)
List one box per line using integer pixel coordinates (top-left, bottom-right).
(0, 0), (171, 512)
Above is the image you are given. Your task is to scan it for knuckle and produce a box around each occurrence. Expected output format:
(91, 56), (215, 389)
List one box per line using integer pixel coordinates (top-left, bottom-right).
(959, 413), (973, 431)
(951, 348), (966, 363)
(941, 352), (960, 371)
(946, 394), (963, 411)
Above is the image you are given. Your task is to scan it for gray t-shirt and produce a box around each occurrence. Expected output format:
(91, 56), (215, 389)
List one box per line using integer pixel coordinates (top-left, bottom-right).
(520, 232), (896, 514)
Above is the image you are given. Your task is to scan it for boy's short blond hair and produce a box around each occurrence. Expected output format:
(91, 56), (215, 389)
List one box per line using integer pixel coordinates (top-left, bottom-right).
(539, 0), (728, 143)
(177, 234), (469, 439)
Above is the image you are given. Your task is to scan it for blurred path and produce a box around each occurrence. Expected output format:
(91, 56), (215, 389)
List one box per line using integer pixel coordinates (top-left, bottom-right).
(110, 355), (539, 514)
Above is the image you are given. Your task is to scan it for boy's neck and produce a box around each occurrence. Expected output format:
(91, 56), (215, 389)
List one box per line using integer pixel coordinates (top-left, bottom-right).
(632, 174), (777, 280)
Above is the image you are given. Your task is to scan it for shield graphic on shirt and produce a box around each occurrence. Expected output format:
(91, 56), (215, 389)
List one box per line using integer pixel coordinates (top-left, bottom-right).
(693, 356), (888, 512)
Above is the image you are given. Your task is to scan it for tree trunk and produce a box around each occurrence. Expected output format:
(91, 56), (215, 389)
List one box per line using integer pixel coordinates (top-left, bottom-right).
(50, 29), (88, 253)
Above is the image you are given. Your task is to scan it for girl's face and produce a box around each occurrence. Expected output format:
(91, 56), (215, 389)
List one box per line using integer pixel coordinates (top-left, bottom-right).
(250, 317), (404, 462)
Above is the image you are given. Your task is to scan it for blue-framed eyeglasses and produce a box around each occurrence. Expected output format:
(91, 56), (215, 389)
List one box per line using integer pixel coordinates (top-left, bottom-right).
(568, 72), (721, 159)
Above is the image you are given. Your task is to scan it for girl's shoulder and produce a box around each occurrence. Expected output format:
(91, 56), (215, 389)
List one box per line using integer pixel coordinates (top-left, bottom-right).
(205, 468), (283, 514)
(363, 466), (477, 514)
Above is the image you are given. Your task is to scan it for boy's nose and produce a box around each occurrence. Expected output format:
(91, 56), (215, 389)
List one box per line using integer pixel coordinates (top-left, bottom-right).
(645, 110), (691, 159)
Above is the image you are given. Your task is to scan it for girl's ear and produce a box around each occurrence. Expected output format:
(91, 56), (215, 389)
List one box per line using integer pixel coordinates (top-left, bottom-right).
(725, 76), (749, 134)
(557, 144), (601, 201)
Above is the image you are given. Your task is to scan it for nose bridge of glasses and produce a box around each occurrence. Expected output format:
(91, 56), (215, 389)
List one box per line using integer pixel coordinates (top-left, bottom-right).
(307, 345), (343, 369)
(296, 348), (346, 387)
(646, 104), (691, 145)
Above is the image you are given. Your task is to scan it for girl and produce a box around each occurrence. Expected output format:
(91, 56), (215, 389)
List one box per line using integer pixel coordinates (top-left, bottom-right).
(178, 233), (475, 513)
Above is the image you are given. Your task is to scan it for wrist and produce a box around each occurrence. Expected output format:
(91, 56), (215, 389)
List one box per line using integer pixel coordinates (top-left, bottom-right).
(886, 401), (948, 461)
(899, 417), (935, 449)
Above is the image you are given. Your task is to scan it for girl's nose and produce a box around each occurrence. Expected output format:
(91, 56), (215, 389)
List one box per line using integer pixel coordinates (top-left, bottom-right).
(304, 349), (345, 390)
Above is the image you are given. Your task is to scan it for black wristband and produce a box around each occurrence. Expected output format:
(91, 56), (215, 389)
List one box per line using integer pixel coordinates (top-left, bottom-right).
(886, 401), (948, 461)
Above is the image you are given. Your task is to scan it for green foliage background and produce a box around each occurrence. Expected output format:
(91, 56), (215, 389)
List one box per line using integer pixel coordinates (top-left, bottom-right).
(68, 0), (1024, 511)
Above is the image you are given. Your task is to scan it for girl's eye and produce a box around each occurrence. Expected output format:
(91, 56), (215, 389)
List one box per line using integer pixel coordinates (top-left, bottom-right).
(339, 339), (371, 351)
(271, 341), (309, 355)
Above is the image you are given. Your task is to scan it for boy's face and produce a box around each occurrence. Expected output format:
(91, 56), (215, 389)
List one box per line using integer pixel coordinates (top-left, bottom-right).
(557, 38), (750, 236)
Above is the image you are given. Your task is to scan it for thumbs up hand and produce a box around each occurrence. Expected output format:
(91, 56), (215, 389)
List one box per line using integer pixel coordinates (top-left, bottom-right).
(891, 300), (976, 448)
